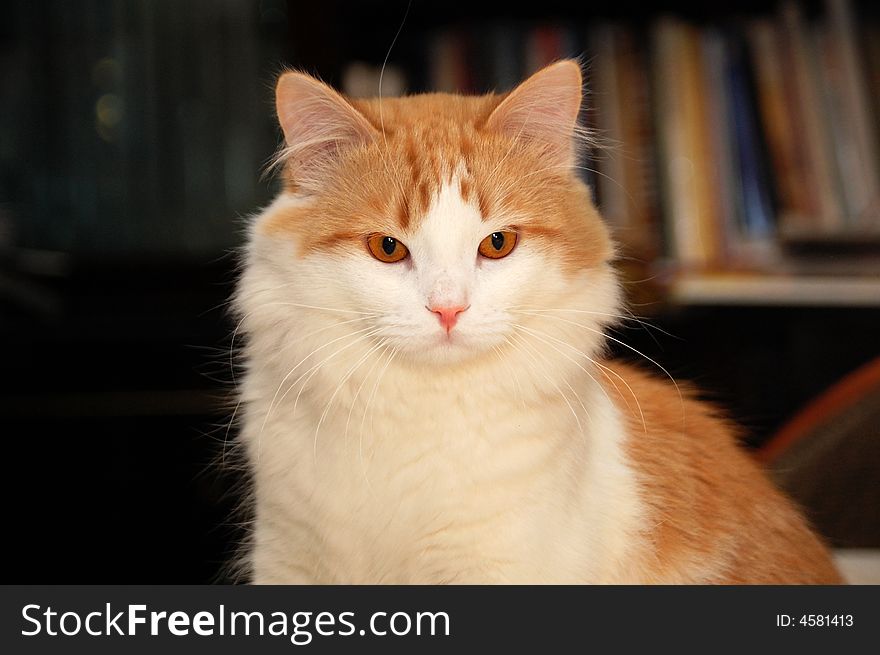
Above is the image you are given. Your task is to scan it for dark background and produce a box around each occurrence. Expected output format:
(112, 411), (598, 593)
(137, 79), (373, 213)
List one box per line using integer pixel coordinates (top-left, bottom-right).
(1, 0), (878, 582)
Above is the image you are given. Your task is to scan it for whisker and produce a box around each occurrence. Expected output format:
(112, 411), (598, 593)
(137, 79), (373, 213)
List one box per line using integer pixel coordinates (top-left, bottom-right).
(226, 310), (380, 465)
(228, 305), (378, 389)
(513, 322), (646, 436)
(256, 302), (379, 316)
(222, 396), (242, 468)
(355, 342), (395, 492)
(368, 346), (399, 448)
(376, 0), (412, 202)
(511, 306), (675, 339)
(361, 345), (399, 471)
(255, 325), (382, 462)
(492, 342), (526, 408)
(346, 340), (392, 447)
(515, 310), (681, 401)
(313, 335), (389, 462)
(508, 331), (583, 435)
(511, 324), (597, 432)
(287, 328), (384, 423)
(248, 314), (379, 383)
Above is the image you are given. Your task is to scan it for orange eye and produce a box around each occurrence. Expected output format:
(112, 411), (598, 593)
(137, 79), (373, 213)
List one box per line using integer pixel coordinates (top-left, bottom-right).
(367, 234), (409, 263)
(478, 231), (517, 259)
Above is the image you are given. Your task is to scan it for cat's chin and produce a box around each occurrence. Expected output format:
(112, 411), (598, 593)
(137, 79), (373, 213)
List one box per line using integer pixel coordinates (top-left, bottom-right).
(396, 331), (501, 368)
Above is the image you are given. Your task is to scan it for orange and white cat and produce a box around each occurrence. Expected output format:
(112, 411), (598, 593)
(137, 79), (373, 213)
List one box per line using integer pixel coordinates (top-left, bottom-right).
(234, 60), (841, 584)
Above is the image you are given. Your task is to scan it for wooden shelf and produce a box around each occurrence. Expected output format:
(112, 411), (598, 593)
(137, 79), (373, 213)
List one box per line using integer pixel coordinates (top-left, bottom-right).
(668, 273), (880, 307)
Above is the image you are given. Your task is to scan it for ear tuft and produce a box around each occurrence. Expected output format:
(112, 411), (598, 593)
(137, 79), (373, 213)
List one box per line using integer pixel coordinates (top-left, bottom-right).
(485, 60), (584, 168)
(273, 72), (377, 192)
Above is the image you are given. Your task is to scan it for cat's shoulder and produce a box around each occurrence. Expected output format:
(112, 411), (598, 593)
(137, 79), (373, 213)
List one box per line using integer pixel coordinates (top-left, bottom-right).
(601, 359), (841, 583)
(600, 359), (740, 449)
(600, 359), (764, 495)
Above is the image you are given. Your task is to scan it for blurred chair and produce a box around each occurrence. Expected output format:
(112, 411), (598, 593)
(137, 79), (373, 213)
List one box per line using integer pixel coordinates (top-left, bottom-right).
(757, 356), (880, 583)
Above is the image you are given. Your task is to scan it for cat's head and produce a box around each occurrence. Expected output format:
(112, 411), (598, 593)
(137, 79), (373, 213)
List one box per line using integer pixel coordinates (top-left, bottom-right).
(245, 60), (618, 369)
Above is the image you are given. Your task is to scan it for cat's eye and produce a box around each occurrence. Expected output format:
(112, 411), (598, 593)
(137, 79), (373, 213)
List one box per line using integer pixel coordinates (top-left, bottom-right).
(478, 231), (517, 259)
(367, 234), (409, 263)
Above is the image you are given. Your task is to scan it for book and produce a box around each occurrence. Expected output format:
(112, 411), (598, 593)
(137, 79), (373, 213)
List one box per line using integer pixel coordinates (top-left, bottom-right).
(778, 1), (845, 234)
(826, 0), (880, 229)
(652, 18), (718, 269)
(725, 32), (776, 244)
(616, 27), (661, 261)
(682, 22), (723, 267)
(590, 25), (628, 238)
(747, 18), (812, 228)
(702, 29), (742, 267)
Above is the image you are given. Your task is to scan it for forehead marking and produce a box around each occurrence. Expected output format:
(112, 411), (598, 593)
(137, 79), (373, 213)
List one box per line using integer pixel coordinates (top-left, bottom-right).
(420, 172), (483, 235)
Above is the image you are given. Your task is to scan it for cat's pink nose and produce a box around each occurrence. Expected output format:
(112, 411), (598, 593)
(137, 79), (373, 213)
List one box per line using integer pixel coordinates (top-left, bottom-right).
(427, 304), (468, 333)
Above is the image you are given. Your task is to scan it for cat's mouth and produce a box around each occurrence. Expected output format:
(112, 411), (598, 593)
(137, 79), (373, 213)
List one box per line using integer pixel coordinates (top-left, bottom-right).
(426, 331), (463, 352)
(425, 324), (501, 360)
(390, 326), (489, 365)
(437, 330), (458, 344)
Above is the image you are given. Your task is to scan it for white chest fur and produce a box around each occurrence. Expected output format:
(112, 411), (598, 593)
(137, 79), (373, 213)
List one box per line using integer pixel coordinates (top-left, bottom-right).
(240, 344), (645, 584)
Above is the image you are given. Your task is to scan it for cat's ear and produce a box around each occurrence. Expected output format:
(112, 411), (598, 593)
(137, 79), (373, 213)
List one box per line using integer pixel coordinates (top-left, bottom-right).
(485, 60), (584, 168)
(274, 71), (377, 191)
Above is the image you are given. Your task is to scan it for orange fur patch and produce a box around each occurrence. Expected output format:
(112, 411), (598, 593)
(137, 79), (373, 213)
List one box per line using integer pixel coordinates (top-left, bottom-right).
(603, 360), (841, 583)
(264, 91), (611, 275)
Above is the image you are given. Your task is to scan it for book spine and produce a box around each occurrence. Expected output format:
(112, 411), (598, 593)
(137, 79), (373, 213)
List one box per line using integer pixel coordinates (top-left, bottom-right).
(827, 0), (880, 227)
(747, 19), (810, 226)
(780, 1), (845, 233)
(702, 29), (741, 266)
(590, 25), (627, 234)
(727, 33), (775, 242)
(620, 27), (661, 260)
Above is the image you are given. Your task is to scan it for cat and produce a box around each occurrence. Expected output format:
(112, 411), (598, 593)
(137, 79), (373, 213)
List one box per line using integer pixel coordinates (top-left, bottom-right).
(233, 59), (841, 584)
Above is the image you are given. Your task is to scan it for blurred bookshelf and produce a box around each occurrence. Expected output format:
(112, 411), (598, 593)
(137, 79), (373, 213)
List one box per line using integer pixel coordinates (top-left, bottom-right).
(332, 0), (880, 308)
(2, 0), (878, 294)
(667, 273), (880, 306)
